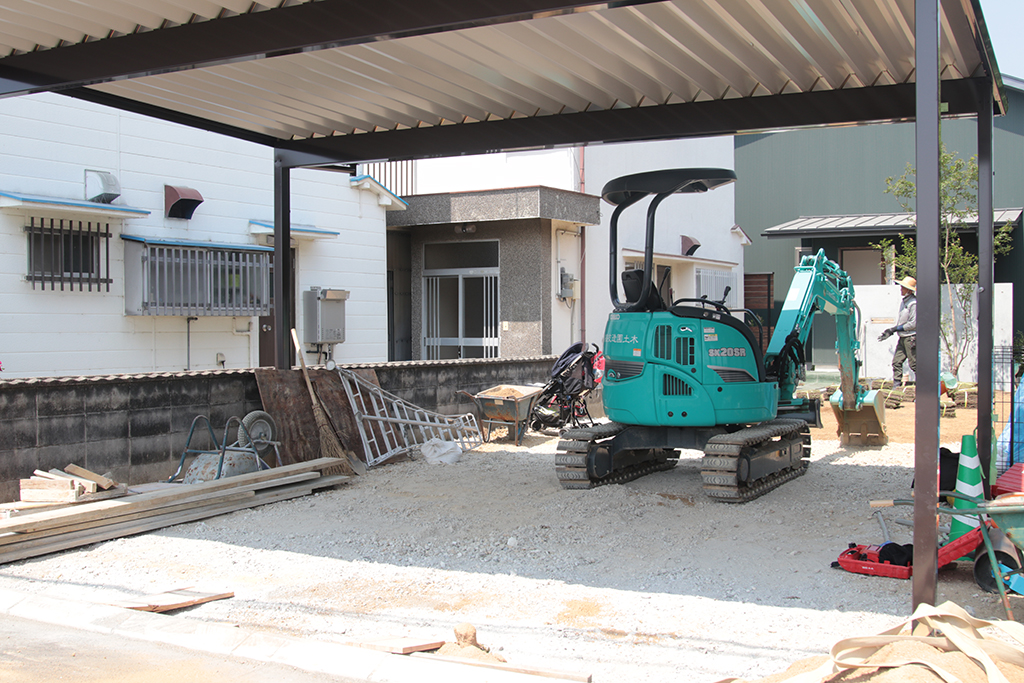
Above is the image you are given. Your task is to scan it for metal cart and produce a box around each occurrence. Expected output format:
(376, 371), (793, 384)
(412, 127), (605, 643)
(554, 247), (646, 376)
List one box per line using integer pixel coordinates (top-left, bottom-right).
(458, 385), (544, 446)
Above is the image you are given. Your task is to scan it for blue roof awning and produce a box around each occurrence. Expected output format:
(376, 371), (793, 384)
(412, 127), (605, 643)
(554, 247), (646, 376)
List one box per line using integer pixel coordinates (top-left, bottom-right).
(0, 190), (150, 217)
(248, 220), (339, 239)
(121, 234), (273, 252)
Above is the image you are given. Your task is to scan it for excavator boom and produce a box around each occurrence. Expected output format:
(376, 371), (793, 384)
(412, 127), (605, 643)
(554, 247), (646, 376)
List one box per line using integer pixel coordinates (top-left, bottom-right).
(766, 249), (887, 445)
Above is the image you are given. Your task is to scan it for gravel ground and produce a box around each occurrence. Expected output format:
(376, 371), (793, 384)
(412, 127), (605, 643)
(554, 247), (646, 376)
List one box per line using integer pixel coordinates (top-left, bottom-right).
(0, 425), (1015, 683)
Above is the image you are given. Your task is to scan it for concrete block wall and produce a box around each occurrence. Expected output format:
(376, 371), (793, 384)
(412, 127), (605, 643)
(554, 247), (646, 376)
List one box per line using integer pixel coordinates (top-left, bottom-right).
(0, 370), (262, 503)
(367, 356), (553, 416)
(0, 357), (554, 503)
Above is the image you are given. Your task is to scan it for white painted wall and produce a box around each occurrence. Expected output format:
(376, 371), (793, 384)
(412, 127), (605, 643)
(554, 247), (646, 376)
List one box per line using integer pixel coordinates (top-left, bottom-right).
(0, 93), (390, 378)
(415, 149), (579, 193)
(550, 224), (584, 354)
(579, 137), (740, 347)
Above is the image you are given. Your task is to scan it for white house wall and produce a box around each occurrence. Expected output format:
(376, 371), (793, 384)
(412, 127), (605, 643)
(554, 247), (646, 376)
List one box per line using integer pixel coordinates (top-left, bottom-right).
(0, 93), (389, 378)
(415, 149), (578, 194)
(550, 223), (585, 354)
(580, 137), (740, 349)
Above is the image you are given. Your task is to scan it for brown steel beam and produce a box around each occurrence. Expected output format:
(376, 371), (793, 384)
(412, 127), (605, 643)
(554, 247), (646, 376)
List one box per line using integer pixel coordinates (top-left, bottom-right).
(912, 0), (941, 611)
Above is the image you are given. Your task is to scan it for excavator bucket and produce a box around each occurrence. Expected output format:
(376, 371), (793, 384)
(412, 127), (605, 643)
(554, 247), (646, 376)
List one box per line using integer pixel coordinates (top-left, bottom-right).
(830, 389), (888, 446)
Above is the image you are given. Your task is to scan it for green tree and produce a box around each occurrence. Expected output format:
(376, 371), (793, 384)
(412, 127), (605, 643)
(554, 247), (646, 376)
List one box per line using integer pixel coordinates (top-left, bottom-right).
(875, 143), (1014, 376)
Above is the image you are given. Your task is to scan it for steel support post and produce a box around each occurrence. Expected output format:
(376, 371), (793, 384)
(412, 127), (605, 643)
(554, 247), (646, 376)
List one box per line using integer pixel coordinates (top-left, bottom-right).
(977, 83), (995, 497)
(912, 0), (941, 610)
(273, 154), (292, 370)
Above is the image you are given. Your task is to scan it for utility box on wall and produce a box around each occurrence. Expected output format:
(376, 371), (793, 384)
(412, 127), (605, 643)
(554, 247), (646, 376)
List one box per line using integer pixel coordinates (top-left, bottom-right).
(304, 287), (348, 344)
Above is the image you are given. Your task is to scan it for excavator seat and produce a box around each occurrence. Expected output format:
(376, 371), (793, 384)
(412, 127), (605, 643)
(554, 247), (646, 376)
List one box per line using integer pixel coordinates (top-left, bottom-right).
(621, 269), (666, 312)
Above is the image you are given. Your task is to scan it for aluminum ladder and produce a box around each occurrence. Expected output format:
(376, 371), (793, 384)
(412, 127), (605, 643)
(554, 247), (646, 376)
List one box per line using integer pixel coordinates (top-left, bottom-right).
(334, 367), (483, 467)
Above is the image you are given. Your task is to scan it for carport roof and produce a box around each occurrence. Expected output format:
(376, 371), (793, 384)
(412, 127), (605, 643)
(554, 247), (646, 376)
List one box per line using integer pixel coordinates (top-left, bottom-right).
(0, 0), (1006, 165)
(764, 208), (1024, 238)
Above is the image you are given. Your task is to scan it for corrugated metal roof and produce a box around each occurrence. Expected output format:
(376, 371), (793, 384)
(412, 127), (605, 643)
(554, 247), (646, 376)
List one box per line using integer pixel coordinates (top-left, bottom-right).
(763, 208), (1024, 238)
(0, 0), (1005, 164)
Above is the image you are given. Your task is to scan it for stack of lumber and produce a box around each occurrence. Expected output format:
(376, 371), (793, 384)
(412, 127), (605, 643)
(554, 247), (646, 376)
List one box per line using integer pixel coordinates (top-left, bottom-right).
(0, 458), (348, 565)
(19, 464), (127, 504)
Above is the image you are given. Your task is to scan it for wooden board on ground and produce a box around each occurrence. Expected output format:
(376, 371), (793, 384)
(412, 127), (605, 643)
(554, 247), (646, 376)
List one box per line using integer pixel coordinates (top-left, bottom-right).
(32, 470), (99, 494)
(353, 637), (445, 654)
(0, 470), (349, 564)
(114, 588), (234, 613)
(254, 368), (321, 466)
(20, 477), (80, 503)
(0, 458), (344, 536)
(255, 367), (374, 468)
(64, 464), (118, 490)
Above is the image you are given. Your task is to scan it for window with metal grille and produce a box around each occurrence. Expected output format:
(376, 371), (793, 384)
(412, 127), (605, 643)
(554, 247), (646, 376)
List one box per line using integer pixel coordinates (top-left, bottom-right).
(25, 217), (111, 291)
(124, 236), (271, 316)
(695, 267), (738, 307)
(676, 336), (695, 366)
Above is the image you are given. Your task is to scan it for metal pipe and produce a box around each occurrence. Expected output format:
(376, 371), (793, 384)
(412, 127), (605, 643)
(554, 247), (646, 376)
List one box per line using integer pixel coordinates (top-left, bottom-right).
(580, 225), (586, 343)
(186, 316), (198, 370)
(273, 152), (292, 369)
(912, 0), (941, 611)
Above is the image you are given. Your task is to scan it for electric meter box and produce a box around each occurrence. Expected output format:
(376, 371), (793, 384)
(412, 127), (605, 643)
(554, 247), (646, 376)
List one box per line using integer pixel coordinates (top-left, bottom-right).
(303, 287), (348, 344)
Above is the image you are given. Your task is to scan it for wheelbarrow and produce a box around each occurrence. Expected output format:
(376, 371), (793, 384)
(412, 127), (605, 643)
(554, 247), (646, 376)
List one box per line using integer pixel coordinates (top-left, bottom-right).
(458, 384), (544, 446)
(880, 491), (1024, 620)
(167, 411), (282, 484)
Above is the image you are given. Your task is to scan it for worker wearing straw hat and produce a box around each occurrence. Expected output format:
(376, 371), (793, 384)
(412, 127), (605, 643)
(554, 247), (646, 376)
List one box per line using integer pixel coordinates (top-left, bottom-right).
(878, 276), (917, 386)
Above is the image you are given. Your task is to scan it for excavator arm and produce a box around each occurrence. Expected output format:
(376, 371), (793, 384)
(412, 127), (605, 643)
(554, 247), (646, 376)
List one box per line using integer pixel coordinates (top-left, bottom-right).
(764, 249), (887, 445)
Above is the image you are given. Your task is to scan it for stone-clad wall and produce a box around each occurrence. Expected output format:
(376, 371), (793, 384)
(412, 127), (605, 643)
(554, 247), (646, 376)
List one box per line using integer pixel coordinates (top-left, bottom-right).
(0, 357), (553, 503)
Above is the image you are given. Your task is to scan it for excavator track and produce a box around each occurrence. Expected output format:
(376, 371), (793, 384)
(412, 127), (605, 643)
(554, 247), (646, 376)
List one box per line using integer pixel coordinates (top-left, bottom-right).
(555, 422), (679, 489)
(701, 419), (811, 503)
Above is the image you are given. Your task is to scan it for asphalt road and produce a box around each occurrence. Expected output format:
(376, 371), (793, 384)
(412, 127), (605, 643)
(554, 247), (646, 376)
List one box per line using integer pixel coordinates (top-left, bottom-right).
(0, 614), (363, 683)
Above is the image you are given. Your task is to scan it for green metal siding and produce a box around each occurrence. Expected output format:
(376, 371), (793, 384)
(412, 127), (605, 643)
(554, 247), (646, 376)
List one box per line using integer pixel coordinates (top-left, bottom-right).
(737, 85), (1024, 366)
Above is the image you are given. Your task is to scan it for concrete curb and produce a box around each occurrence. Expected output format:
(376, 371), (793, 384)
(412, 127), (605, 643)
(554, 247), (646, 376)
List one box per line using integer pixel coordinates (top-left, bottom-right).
(0, 587), (576, 682)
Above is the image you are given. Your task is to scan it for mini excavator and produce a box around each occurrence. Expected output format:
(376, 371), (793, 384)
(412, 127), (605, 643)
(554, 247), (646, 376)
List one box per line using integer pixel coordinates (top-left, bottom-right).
(555, 168), (887, 502)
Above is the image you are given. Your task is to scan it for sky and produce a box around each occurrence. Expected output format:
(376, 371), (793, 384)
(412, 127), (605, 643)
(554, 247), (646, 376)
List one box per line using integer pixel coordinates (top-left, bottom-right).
(980, 0), (1024, 79)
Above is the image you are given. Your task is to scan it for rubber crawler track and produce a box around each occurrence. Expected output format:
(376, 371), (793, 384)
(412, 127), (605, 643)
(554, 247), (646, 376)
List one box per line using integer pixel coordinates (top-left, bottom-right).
(701, 419), (811, 503)
(555, 419), (810, 501)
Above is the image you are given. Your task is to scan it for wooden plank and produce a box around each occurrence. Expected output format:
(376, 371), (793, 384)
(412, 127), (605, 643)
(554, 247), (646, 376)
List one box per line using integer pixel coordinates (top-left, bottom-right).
(47, 470), (99, 494)
(31, 470), (67, 481)
(410, 652), (592, 682)
(0, 472), (320, 545)
(64, 464), (117, 490)
(0, 490), (256, 549)
(20, 478), (81, 503)
(75, 483), (128, 503)
(0, 501), (72, 517)
(0, 458), (343, 535)
(0, 478), (329, 564)
(114, 588), (234, 613)
(20, 478), (73, 490)
(353, 637), (444, 654)
(0, 475), (346, 552)
(254, 368), (321, 466)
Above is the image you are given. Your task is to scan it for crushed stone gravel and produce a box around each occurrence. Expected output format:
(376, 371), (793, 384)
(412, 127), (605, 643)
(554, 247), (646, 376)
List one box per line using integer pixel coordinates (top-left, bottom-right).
(0, 428), (1015, 682)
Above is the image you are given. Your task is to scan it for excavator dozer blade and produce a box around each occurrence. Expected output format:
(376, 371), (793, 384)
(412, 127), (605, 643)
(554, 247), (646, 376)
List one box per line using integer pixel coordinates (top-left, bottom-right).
(830, 389), (888, 446)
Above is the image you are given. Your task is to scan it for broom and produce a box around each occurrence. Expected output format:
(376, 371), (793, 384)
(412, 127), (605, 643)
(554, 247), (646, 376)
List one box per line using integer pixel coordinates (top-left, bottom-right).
(290, 328), (356, 477)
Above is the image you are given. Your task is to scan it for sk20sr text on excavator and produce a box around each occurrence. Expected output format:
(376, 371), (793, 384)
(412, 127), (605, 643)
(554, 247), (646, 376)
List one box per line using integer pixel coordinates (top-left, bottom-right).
(555, 168), (887, 502)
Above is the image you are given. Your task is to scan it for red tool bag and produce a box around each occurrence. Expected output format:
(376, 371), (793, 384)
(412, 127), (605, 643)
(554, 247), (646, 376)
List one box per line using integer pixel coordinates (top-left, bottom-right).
(834, 525), (985, 579)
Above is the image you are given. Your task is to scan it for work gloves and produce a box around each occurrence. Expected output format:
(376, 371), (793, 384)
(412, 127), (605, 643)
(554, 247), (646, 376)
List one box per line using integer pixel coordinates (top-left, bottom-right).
(878, 327), (896, 341)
